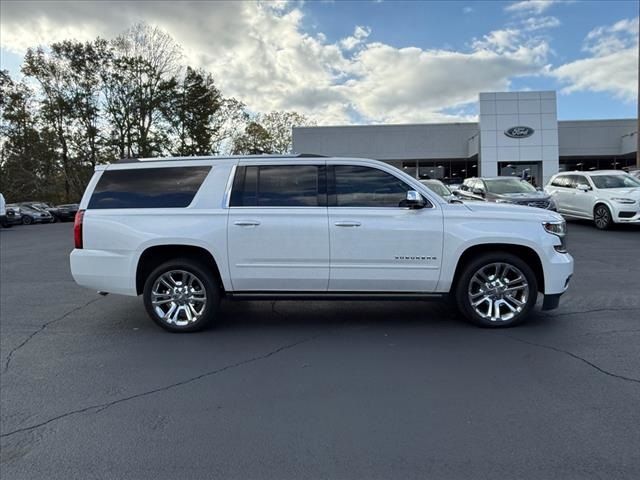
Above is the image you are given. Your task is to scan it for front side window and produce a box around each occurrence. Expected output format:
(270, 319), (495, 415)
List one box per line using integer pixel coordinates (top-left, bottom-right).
(230, 165), (323, 207)
(88, 166), (211, 209)
(590, 174), (640, 189)
(332, 165), (414, 208)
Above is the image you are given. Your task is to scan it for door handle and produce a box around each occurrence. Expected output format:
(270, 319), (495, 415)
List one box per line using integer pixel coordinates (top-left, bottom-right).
(234, 220), (261, 227)
(334, 221), (361, 227)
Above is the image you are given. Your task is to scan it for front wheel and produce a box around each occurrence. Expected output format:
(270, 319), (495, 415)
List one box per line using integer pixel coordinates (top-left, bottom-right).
(143, 258), (220, 332)
(22, 216), (33, 225)
(455, 253), (538, 328)
(593, 204), (613, 230)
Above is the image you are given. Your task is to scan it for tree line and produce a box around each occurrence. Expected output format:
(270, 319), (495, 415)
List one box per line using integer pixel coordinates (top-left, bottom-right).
(0, 23), (314, 203)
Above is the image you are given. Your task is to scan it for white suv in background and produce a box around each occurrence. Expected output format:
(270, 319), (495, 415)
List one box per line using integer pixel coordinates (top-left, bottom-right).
(70, 155), (573, 332)
(545, 170), (640, 229)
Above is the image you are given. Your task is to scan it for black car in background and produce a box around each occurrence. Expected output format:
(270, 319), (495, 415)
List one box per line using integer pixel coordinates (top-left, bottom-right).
(11, 204), (55, 225)
(22, 202), (61, 222)
(455, 177), (557, 211)
(53, 203), (79, 221)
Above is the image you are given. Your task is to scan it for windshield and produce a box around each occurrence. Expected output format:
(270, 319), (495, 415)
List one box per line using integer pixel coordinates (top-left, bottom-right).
(421, 180), (451, 197)
(591, 174), (640, 189)
(484, 178), (537, 194)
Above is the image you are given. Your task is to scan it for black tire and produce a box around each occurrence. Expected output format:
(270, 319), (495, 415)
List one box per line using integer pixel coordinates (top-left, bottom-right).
(455, 252), (538, 328)
(143, 257), (220, 333)
(22, 216), (33, 225)
(50, 215), (58, 223)
(593, 204), (613, 230)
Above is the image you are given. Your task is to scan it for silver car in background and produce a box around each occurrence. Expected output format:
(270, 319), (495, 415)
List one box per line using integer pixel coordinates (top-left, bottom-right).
(545, 170), (640, 229)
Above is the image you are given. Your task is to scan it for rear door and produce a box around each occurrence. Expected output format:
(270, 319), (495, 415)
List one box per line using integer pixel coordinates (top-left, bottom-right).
(547, 174), (573, 214)
(227, 162), (330, 291)
(568, 174), (594, 217)
(327, 163), (443, 292)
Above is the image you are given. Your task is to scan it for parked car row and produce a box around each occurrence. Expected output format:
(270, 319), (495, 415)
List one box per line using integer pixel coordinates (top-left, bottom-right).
(0, 197), (79, 227)
(417, 169), (640, 230)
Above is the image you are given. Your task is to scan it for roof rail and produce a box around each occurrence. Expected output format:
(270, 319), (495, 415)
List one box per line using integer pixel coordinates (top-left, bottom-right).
(115, 153), (327, 163)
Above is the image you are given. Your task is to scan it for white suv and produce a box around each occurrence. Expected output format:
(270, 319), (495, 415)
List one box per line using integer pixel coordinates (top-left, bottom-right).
(545, 170), (640, 229)
(70, 156), (573, 332)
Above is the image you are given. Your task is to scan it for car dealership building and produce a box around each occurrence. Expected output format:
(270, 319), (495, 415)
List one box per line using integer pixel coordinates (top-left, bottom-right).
(292, 91), (638, 186)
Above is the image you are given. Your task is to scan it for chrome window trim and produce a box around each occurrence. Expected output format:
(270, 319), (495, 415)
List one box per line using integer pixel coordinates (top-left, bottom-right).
(222, 164), (237, 209)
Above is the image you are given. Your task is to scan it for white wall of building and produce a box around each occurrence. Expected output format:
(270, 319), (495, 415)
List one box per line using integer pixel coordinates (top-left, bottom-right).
(293, 123), (478, 160)
(478, 91), (558, 185)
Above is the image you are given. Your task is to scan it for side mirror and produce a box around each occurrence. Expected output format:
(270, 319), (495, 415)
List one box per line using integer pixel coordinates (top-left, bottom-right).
(472, 188), (485, 197)
(405, 190), (425, 209)
(576, 184), (591, 192)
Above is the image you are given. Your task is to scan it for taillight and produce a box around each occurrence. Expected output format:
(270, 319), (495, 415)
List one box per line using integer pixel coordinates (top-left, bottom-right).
(74, 210), (85, 249)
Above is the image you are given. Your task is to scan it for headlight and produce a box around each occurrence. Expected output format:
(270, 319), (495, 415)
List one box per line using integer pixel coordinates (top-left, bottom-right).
(496, 199), (516, 204)
(543, 220), (567, 253)
(611, 197), (636, 204)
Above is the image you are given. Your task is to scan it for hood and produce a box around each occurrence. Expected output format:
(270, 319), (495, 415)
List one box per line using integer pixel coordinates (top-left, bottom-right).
(463, 201), (563, 222)
(598, 187), (640, 199)
(490, 191), (550, 201)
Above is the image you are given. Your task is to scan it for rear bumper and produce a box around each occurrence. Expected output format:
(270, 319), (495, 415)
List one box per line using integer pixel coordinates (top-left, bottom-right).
(70, 249), (137, 296)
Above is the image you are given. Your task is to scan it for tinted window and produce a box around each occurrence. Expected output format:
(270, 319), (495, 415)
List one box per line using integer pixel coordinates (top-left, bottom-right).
(573, 175), (590, 188)
(230, 165), (322, 207)
(590, 174), (640, 189)
(88, 166), (211, 209)
(484, 178), (536, 194)
(333, 165), (412, 207)
(551, 176), (566, 187)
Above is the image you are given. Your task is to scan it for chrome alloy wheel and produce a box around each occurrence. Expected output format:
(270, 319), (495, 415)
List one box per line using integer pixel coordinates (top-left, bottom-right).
(468, 263), (529, 322)
(151, 270), (207, 326)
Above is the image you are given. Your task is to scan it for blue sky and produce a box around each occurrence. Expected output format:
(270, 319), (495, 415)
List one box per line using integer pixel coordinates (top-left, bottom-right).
(0, 0), (638, 124)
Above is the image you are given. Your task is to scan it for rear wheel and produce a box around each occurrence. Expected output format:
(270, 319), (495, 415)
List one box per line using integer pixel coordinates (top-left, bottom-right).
(143, 258), (220, 332)
(22, 216), (33, 225)
(455, 253), (538, 327)
(593, 204), (612, 230)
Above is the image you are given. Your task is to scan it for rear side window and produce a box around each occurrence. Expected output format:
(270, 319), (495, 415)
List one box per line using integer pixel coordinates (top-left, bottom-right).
(230, 165), (325, 207)
(88, 166), (211, 209)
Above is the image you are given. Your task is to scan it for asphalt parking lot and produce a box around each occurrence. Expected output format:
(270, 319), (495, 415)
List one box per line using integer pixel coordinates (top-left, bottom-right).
(1, 221), (639, 479)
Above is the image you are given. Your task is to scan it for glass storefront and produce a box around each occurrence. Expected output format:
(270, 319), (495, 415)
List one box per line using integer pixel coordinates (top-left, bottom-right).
(559, 155), (637, 172)
(400, 158), (479, 184)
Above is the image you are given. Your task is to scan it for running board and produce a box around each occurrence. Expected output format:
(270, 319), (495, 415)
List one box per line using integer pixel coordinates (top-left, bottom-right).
(226, 291), (447, 301)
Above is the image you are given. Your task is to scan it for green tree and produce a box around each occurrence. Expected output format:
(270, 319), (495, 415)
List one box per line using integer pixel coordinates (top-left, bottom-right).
(0, 71), (60, 202)
(232, 121), (272, 155)
(162, 67), (223, 156)
(106, 23), (182, 158)
(231, 111), (315, 155)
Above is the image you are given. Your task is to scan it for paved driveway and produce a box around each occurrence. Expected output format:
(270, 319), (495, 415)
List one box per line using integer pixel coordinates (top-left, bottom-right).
(1, 221), (639, 479)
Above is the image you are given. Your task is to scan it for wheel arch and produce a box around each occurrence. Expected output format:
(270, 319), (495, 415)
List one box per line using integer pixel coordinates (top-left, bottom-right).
(451, 243), (544, 294)
(136, 244), (225, 295)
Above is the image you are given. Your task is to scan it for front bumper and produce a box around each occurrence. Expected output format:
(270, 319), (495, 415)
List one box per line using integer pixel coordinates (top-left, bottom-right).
(614, 209), (640, 224)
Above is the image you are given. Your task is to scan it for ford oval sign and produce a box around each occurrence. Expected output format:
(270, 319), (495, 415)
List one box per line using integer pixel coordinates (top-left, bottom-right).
(505, 126), (534, 138)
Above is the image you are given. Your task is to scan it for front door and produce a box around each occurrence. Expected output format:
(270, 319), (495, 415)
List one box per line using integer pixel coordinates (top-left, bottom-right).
(227, 163), (330, 291)
(327, 164), (443, 292)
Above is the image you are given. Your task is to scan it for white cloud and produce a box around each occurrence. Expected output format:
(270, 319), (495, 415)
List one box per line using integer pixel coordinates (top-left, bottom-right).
(340, 25), (371, 50)
(463, 6), (474, 14)
(552, 17), (638, 102)
(505, 1), (558, 15)
(0, 1), (553, 124)
(521, 16), (561, 31)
